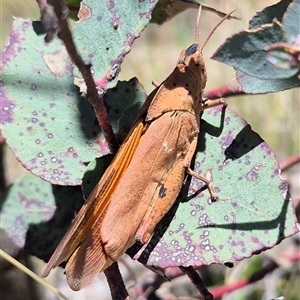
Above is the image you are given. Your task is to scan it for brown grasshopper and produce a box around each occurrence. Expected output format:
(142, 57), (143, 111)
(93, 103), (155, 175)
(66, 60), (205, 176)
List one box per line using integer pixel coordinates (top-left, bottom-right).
(42, 7), (232, 291)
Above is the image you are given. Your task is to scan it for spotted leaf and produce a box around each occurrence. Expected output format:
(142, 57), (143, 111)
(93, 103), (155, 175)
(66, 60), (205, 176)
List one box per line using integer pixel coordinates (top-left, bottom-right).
(129, 106), (299, 268)
(0, 174), (84, 261)
(0, 20), (145, 185)
(72, 0), (157, 91)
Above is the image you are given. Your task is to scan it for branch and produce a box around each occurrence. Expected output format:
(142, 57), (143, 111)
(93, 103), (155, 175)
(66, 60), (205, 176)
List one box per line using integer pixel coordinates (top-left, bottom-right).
(130, 266), (201, 298)
(104, 263), (129, 300)
(179, 266), (213, 300)
(280, 154), (300, 172)
(129, 266), (213, 299)
(140, 271), (167, 298)
(45, 0), (118, 153)
(210, 261), (278, 298)
(203, 84), (244, 99)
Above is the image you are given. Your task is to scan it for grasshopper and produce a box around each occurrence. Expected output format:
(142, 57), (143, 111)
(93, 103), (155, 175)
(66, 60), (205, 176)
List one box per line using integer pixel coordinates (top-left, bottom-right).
(42, 7), (232, 291)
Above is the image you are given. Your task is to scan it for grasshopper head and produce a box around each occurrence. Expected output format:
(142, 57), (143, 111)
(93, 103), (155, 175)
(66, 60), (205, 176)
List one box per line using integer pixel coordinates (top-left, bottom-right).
(177, 43), (207, 92)
(146, 8), (234, 120)
(174, 7), (234, 113)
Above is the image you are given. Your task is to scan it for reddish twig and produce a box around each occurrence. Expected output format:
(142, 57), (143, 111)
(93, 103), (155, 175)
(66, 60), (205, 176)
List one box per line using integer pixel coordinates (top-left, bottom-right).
(104, 263), (129, 300)
(128, 266), (210, 298)
(280, 154), (300, 172)
(129, 250), (300, 299)
(290, 251), (300, 262)
(130, 266), (213, 299)
(210, 261), (278, 298)
(49, 0), (118, 153)
(127, 266), (181, 298)
(179, 266), (213, 300)
(203, 84), (243, 99)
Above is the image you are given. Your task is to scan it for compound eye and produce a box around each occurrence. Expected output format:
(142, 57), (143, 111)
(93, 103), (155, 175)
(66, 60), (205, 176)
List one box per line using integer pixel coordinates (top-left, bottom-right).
(184, 43), (198, 57)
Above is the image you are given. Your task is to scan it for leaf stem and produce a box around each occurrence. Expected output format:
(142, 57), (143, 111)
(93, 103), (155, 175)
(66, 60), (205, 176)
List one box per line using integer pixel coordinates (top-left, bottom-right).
(203, 84), (243, 99)
(179, 266), (213, 300)
(280, 154), (300, 172)
(49, 0), (119, 153)
(210, 261), (278, 298)
(104, 262), (129, 300)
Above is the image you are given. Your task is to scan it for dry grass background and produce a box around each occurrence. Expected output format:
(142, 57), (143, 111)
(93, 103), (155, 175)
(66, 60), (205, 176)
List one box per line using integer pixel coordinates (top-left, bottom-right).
(1, 1), (299, 299)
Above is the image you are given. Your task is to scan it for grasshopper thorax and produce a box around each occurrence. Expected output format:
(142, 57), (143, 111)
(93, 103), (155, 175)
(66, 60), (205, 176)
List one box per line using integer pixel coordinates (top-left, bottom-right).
(145, 43), (207, 121)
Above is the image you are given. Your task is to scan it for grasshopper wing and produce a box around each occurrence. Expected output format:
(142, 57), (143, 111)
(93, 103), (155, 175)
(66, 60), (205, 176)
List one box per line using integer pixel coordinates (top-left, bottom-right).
(42, 120), (145, 290)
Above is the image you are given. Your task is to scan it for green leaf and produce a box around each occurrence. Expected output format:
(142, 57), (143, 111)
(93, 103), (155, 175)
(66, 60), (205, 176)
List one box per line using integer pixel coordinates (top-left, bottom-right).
(282, 0), (300, 43)
(103, 78), (146, 141)
(249, 0), (293, 30)
(1, 19), (96, 186)
(236, 70), (300, 93)
(0, 174), (84, 261)
(72, 0), (157, 91)
(82, 155), (114, 199)
(150, 0), (238, 25)
(262, 0), (300, 75)
(266, 47), (299, 70)
(0, 19), (146, 185)
(212, 22), (295, 80)
(129, 106), (299, 268)
(212, 0), (300, 93)
(65, 0), (81, 20)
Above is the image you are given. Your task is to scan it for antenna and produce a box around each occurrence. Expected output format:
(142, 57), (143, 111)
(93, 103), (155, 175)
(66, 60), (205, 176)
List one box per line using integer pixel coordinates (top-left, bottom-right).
(200, 9), (236, 52)
(194, 5), (202, 45)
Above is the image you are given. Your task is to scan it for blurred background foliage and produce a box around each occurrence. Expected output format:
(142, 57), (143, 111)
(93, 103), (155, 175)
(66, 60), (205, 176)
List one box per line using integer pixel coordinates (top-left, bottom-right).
(1, 1), (299, 300)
